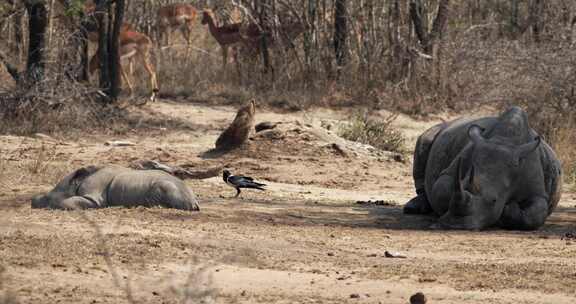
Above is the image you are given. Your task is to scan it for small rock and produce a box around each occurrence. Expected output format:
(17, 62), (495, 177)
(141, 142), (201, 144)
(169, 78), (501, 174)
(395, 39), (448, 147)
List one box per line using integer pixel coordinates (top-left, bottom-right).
(349, 293), (360, 299)
(384, 251), (407, 258)
(327, 252), (335, 257)
(392, 153), (406, 163)
(356, 200), (396, 206)
(409, 292), (427, 304)
(240, 290), (247, 296)
(152, 291), (159, 296)
(105, 140), (136, 147)
(374, 200), (396, 206)
(255, 121), (279, 132)
(329, 143), (348, 157)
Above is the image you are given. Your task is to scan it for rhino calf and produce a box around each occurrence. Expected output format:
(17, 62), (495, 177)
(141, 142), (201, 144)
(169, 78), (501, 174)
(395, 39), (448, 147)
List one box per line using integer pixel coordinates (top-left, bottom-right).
(32, 165), (200, 211)
(404, 107), (561, 230)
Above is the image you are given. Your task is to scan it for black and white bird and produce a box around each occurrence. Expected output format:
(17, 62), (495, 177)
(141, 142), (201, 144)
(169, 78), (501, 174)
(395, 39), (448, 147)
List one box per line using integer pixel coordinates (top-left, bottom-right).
(222, 170), (266, 197)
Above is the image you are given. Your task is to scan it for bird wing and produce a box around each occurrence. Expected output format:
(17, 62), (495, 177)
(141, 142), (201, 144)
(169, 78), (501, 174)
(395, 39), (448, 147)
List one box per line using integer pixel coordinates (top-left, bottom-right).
(228, 175), (266, 188)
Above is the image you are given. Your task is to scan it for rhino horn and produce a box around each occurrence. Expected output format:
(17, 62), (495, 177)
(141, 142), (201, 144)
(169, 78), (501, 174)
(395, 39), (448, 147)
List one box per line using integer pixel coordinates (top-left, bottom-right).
(468, 125), (485, 145)
(447, 157), (473, 214)
(459, 163), (474, 194)
(515, 136), (541, 159)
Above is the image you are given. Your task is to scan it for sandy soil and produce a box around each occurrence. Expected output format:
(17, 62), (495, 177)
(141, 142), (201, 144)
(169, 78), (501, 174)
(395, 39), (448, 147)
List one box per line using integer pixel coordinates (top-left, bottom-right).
(0, 99), (575, 304)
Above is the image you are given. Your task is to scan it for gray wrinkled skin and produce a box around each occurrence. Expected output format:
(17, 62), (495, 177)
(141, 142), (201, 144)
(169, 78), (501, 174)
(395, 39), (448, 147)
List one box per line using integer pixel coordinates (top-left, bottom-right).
(31, 165), (200, 211)
(407, 107), (561, 230)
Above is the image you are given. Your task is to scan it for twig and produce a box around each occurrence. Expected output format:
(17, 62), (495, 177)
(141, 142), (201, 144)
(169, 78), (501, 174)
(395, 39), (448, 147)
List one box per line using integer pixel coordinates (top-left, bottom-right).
(0, 50), (21, 83)
(80, 212), (137, 304)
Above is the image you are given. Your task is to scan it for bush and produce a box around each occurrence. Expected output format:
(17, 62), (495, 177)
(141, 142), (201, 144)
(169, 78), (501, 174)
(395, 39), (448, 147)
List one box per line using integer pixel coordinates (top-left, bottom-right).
(339, 111), (406, 154)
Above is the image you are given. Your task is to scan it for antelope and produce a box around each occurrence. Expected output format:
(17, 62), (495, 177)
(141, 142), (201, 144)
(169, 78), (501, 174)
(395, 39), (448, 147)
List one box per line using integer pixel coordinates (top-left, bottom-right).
(200, 9), (249, 72)
(201, 9), (306, 62)
(57, 0), (159, 100)
(87, 26), (159, 101)
(157, 3), (198, 48)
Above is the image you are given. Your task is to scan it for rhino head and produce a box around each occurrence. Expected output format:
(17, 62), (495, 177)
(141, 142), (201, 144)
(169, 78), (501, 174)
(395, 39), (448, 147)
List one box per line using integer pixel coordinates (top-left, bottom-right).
(31, 166), (98, 209)
(438, 125), (541, 230)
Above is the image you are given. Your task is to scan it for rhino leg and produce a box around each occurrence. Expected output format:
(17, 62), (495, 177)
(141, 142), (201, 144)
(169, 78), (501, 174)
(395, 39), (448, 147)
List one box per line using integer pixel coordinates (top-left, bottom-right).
(404, 123), (445, 214)
(51, 196), (100, 210)
(152, 180), (200, 211)
(403, 190), (433, 214)
(498, 197), (548, 230)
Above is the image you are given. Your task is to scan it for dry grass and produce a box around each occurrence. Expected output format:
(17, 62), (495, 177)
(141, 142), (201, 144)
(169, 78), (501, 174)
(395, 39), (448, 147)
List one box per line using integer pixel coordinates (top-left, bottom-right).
(168, 258), (218, 304)
(0, 143), (72, 193)
(82, 212), (218, 304)
(23, 145), (73, 186)
(0, 80), (109, 136)
(338, 111), (406, 154)
(550, 123), (576, 186)
(0, 265), (18, 304)
(0, 158), (8, 191)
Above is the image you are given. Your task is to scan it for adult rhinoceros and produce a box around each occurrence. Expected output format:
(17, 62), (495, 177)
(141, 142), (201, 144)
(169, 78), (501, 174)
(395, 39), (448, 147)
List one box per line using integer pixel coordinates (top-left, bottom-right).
(404, 106), (561, 230)
(31, 165), (200, 211)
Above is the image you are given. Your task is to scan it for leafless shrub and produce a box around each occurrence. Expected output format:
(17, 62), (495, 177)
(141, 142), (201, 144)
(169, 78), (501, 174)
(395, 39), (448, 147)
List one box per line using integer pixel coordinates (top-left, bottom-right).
(22, 145), (73, 185)
(81, 211), (220, 304)
(169, 257), (218, 304)
(24, 144), (58, 175)
(339, 111), (406, 154)
(81, 213), (137, 304)
(0, 78), (110, 136)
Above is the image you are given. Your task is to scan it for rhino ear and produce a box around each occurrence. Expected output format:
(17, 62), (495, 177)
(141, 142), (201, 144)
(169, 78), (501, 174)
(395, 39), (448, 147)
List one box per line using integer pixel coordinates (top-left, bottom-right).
(468, 125), (485, 145)
(515, 136), (541, 161)
(70, 166), (99, 187)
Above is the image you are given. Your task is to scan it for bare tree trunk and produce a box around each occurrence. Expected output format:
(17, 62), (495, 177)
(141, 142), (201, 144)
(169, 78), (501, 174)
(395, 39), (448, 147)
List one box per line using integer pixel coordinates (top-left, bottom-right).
(510, 0), (519, 35)
(531, 0), (543, 43)
(13, 2), (24, 63)
(334, 0), (347, 75)
(257, 0), (273, 78)
(24, 0), (48, 86)
(409, 0), (428, 50)
(427, 0), (450, 54)
(303, 0), (317, 82)
(109, 0), (125, 101)
(95, 0), (111, 101)
(388, 0), (408, 82)
(79, 19), (89, 82)
(410, 0), (450, 55)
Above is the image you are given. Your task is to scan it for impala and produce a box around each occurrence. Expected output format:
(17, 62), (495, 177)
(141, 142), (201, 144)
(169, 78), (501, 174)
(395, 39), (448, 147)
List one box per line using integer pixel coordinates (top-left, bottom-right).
(201, 8), (306, 73)
(88, 27), (159, 101)
(200, 9), (248, 72)
(157, 3), (198, 48)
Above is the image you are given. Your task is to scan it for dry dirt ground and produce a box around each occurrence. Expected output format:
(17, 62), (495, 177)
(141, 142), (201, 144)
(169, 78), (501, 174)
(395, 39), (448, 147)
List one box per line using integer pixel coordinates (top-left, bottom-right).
(0, 100), (575, 304)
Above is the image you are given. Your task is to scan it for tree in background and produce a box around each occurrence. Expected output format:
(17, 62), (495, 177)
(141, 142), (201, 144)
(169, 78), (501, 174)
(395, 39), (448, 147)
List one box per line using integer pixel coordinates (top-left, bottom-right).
(333, 0), (347, 77)
(0, 0), (47, 87)
(93, 0), (124, 103)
